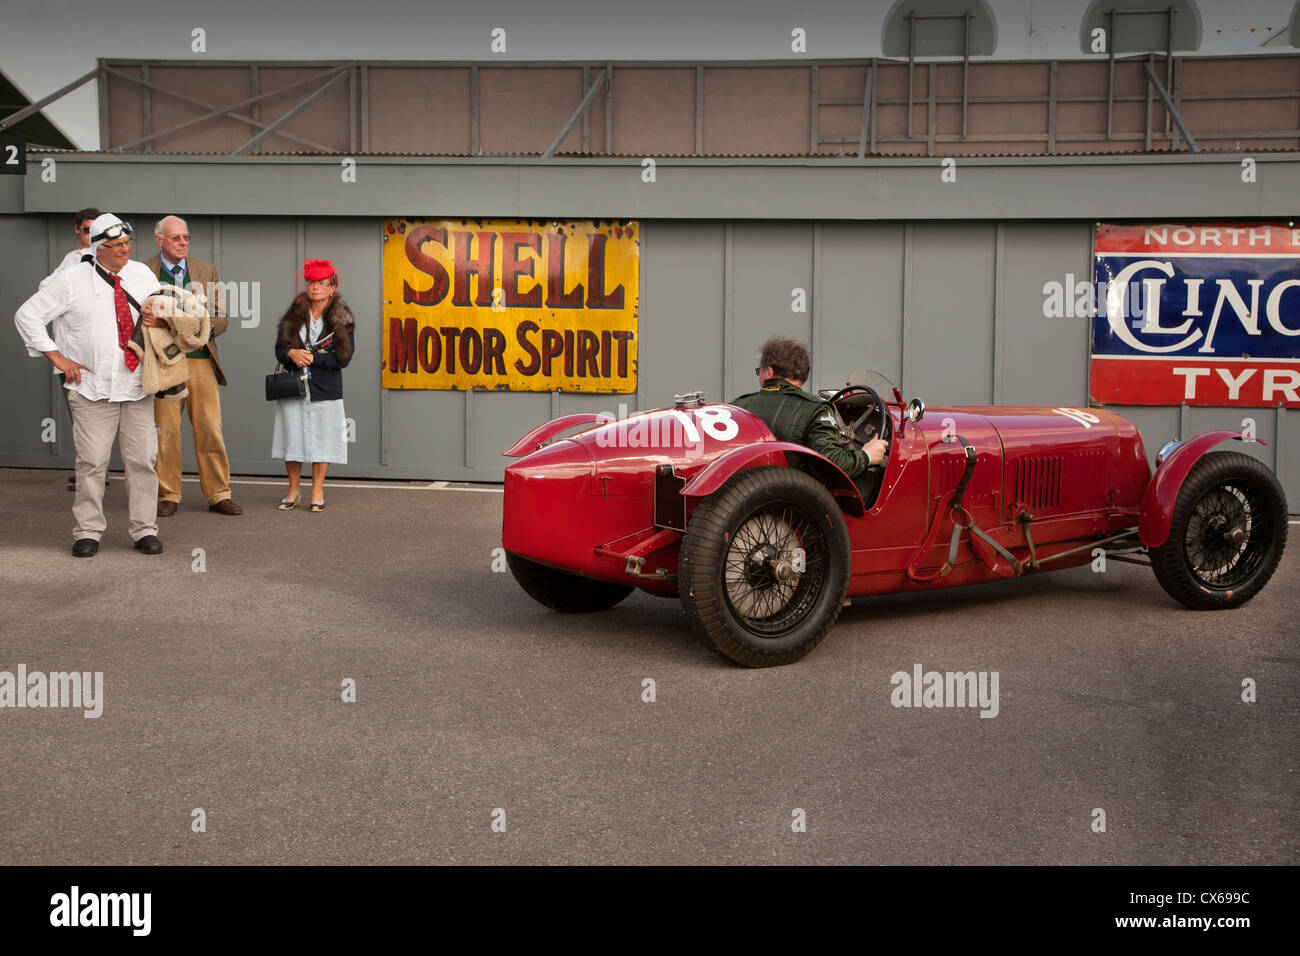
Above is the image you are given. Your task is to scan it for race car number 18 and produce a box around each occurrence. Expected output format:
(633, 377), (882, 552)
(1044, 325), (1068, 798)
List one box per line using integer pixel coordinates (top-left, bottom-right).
(1052, 407), (1101, 428)
(670, 407), (740, 442)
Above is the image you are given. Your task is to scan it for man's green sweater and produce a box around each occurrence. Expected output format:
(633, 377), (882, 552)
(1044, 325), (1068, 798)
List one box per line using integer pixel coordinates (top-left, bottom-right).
(731, 379), (868, 477)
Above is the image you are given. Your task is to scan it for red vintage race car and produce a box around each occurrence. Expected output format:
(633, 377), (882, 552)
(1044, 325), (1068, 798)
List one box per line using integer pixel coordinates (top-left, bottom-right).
(501, 373), (1289, 667)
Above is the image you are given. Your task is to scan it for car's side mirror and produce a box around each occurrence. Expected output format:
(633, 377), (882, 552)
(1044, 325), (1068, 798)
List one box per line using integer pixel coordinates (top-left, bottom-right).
(907, 398), (926, 422)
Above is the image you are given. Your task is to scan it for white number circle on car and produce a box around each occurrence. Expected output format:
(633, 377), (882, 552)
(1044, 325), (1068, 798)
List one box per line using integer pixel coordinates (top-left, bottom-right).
(669, 406), (739, 443)
(1052, 407), (1100, 428)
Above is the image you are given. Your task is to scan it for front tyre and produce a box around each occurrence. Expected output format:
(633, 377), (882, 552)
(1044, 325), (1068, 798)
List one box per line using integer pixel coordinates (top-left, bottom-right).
(1150, 451), (1288, 610)
(506, 552), (634, 613)
(679, 466), (851, 667)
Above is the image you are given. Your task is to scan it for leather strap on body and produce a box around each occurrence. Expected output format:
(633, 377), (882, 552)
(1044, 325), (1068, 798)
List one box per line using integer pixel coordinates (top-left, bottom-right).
(906, 434), (1022, 581)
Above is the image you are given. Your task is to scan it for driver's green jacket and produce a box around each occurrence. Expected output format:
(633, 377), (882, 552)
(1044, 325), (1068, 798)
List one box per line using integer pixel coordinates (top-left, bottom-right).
(731, 379), (868, 478)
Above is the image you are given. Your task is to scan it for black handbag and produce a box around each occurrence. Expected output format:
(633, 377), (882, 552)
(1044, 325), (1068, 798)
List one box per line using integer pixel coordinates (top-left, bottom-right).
(265, 365), (306, 401)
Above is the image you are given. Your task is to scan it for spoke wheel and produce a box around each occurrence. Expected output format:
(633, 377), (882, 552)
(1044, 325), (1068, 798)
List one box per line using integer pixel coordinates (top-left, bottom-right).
(1151, 452), (1287, 609)
(724, 509), (827, 632)
(680, 467), (850, 667)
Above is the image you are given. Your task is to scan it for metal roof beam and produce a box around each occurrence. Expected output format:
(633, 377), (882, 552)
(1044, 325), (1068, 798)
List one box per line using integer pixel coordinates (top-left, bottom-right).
(232, 67), (350, 156)
(0, 67), (97, 130)
(109, 67), (350, 153)
(102, 64), (338, 153)
(542, 64), (610, 158)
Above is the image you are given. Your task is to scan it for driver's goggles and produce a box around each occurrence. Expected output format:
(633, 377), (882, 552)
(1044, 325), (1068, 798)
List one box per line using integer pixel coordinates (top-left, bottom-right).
(91, 221), (134, 243)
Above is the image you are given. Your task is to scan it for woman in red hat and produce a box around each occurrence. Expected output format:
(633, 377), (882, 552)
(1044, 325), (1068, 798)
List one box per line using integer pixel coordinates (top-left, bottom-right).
(271, 259), (356, 511)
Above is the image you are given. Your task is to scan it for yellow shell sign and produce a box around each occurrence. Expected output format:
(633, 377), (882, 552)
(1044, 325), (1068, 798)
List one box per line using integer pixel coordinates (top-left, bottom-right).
(382, 218), (639, 392)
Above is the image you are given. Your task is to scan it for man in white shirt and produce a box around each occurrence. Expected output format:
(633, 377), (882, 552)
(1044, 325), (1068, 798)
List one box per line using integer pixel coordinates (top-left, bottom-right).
(14, 213), (168, 557)
(40, 208), (101, 491)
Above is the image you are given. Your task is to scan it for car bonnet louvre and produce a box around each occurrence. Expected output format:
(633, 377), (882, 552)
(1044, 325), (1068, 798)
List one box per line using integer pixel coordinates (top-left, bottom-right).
(1015, 455), (1063, 512)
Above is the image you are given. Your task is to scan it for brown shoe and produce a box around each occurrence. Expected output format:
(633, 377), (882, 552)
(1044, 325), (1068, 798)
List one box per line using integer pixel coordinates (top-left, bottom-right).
(157, 500), (179, 517)
(208, 498), (244, 516)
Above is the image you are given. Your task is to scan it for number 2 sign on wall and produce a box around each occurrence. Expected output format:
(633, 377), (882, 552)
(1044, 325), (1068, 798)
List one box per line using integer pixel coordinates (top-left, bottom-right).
(0, 136), (26, 175)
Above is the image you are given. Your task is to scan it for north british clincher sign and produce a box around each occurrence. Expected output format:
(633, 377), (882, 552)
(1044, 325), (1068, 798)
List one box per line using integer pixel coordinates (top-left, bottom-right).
(1090, 222), (1300, 408)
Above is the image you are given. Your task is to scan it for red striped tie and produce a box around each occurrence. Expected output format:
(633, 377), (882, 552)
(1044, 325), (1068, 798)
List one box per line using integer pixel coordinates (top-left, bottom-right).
(113, 275), (139, 372)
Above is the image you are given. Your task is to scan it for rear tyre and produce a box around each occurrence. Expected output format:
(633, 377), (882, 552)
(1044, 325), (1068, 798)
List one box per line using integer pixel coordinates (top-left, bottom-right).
(506, 552), (634, 613)
(679, 466), (850, 667)
(1150, 451), (1288, 610)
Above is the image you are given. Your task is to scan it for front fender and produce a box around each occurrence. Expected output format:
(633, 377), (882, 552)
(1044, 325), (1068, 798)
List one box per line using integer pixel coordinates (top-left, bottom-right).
(1138, 430), (1261, 548)
(680, 442), (865, 518)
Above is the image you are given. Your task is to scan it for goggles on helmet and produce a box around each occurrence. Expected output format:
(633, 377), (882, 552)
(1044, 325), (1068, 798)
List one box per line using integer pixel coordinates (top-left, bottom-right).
(92, 221), (134, 243)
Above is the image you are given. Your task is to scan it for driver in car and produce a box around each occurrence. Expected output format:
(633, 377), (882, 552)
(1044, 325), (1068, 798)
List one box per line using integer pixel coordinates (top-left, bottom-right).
(732, 337), (889, 491)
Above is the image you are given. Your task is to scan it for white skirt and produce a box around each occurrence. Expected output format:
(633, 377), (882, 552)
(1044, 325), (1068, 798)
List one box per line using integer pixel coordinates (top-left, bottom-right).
(272, 389), (348, 465)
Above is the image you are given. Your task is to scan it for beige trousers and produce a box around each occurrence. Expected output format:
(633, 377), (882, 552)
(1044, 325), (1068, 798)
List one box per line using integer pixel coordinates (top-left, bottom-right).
(155, 357), (232, 505)
(67, 390), (158, 542)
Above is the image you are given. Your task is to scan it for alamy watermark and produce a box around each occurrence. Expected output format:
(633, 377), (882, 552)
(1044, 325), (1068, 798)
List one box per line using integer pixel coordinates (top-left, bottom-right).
(890, 663), (999, 718)
(185, 280), (262, 329)
(593, 403), (739, 458)
(50, 886), (150, 936)
(0, 665), (103, 718)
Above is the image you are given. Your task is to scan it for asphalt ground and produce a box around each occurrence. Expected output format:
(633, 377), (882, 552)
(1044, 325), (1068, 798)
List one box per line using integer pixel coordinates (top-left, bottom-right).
(0, 467), (1296, 866)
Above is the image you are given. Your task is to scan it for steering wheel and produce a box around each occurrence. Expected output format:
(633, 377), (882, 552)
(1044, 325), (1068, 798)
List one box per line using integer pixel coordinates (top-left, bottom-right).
(823, 384), (888, 451)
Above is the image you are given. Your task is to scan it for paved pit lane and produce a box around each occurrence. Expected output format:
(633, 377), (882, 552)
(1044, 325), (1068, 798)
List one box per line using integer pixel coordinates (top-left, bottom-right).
(1, 468), (1295, 865)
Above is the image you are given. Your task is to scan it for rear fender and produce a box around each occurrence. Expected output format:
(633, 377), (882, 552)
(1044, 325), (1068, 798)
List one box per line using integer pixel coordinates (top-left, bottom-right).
(1138, 430), (1263, 548)
(504, 413), (615, 458)
(680, 442), (865, 518)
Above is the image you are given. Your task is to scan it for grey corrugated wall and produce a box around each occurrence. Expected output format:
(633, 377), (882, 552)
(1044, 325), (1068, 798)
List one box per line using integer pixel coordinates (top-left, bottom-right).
(0, 213), (1294, 500)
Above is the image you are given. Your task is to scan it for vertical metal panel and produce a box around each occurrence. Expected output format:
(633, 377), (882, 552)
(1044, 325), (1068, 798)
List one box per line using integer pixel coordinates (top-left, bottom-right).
(1276, 404), (1289, 488)
(210, 218), (222, 290)
(906, 222), (996, 404)
(992, 223), (1005, 403)
(212, 216), (298, 473)
(359, 65), (369, 154)
(1145, 53), (1155, 152)
(927, 62), (937, 156)
(1, 215), (76, 462)
(729, 224), (814, 400)
(141, 64), (152, 153)
(470, 66), (479, 156)
(817, 223), (905, 391)
(348, 66), (357, 154)
(858, 62), (872, 159)
(639, 222), (724, 407)
(811, 223), (823, 379)
(900, 223), (913, 392)
(695, 66), (704, 154)
(250, 65), (259, 126)
(723, 223), (734, 400)
(998, 222), (1092, 406)
(810, 65), (819, 155)
(1047, 61), (1057, 154)
(582, 66), (591, 154)
(464, 389), (474, 468)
